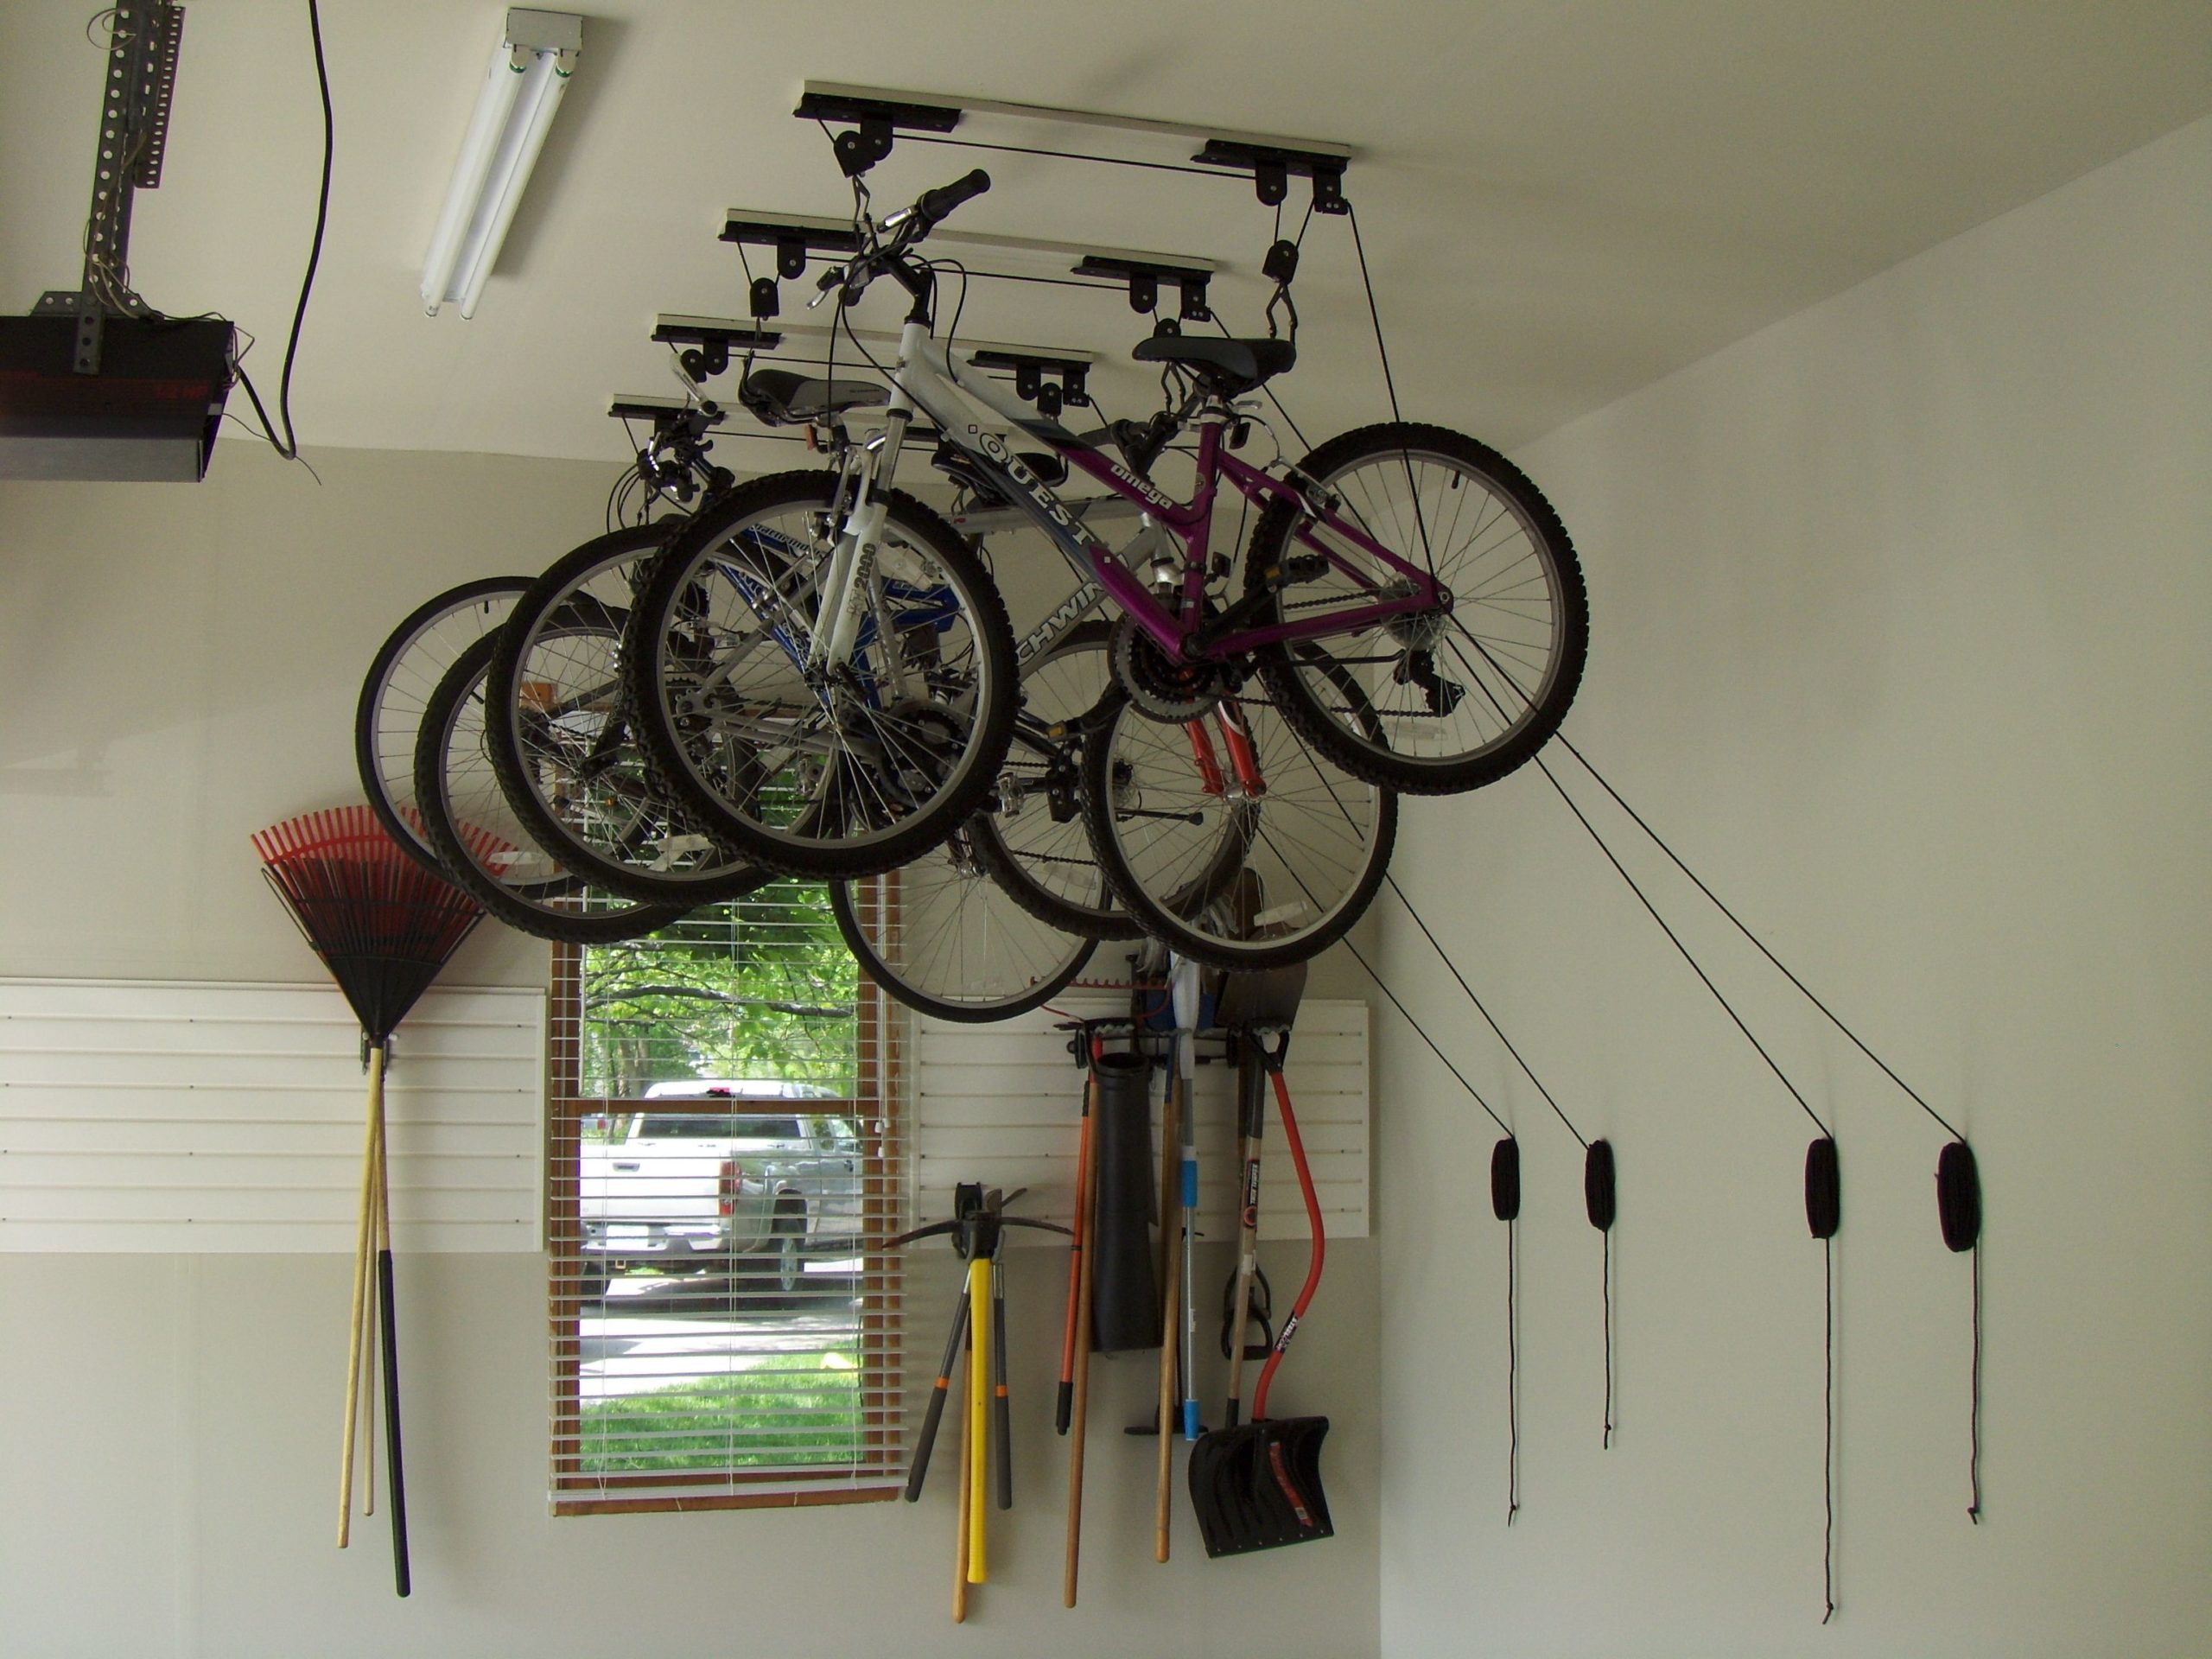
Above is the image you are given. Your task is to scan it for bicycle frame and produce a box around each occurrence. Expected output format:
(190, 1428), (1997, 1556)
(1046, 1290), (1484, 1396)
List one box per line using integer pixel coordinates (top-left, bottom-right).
(836, 321), (1446, 674)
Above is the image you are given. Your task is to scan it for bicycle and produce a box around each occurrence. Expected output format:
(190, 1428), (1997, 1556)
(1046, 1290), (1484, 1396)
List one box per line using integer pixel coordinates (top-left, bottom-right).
(622, 169), (1582, 967)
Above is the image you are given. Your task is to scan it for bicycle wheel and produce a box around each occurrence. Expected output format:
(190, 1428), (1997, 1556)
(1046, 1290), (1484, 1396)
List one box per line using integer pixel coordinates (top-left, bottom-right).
(358, 576), (530, 876)
(964, 620), (1141, 941)
(829, 823), (1094, 1023)
(1243, 421), (1587, 794)
(485, 522), (771, 907)
(416, 634), (687, 944)
(624, 469), (1019, 880)
(1081, 669), (1396, 970)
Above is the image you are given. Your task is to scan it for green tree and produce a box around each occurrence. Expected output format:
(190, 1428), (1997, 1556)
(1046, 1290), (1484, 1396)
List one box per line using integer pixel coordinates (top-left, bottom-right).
(579, 878), (859, 1097)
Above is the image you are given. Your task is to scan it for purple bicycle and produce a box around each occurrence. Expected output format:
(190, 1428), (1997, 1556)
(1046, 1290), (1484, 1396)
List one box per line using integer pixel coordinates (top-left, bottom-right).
(625, 170), (1586, 969)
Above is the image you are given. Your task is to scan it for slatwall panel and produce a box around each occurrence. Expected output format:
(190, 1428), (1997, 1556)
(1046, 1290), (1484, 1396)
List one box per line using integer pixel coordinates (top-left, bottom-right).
(912, 996), (1368, 1241)
(0, 979), (543, 1253)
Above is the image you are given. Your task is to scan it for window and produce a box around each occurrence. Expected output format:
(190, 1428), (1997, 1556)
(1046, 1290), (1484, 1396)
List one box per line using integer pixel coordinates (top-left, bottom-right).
(545, 880), (906, 1513)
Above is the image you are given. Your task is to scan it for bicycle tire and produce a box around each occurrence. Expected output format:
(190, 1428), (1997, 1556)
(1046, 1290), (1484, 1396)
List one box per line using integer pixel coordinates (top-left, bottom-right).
(484, 522), (772, 907)
(828, 828), (1095, 1024)
(960, 620), (1143, 941)
(357, 576), (530, 877)
(624, 469), (1020, 880)
(1243, 421), (1587, 794)
(1081, 670), (1396, 971)
(415, 634), (688, 944)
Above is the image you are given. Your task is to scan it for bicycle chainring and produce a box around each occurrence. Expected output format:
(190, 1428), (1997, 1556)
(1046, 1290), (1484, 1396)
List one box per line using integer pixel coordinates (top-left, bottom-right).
(1110, 615), (1236, 722)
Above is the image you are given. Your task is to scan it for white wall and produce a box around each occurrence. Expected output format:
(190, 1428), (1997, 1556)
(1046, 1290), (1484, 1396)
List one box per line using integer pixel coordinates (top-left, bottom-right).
(1374, 118), (2211, 1656)
(0, 447), (1381, 1656)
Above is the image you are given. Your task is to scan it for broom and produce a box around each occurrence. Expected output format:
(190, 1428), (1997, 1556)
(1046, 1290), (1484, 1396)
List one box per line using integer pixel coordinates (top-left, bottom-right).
(253, 804), (494, 1598)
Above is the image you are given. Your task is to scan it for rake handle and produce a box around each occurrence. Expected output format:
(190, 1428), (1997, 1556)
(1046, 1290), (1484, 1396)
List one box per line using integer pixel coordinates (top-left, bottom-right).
(338, 1046), (384, 1548)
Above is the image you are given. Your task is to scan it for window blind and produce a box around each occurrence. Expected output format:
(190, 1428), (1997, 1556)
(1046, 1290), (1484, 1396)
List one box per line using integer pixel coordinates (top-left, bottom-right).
(546, 881), (906, 1512)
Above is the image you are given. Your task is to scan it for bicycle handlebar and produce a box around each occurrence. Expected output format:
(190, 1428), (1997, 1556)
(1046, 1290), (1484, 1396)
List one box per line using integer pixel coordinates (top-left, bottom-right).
(818, 169), (993, 313)
(883, 168), (992, 237)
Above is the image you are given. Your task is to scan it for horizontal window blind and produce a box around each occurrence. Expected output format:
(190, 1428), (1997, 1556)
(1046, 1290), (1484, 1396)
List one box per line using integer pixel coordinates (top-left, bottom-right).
(547, 881), (906, 1511)
(0, 978), (543, 1252)
(911, 995), (1370, 1243)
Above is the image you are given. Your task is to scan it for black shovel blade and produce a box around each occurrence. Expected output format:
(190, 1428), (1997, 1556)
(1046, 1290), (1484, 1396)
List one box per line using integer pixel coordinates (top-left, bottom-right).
(1187, 1416), (1333, 1557)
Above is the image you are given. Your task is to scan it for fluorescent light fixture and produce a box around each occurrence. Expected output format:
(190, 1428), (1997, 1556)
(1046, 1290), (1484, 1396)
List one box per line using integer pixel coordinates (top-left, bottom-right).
(421, 10), (582, 319)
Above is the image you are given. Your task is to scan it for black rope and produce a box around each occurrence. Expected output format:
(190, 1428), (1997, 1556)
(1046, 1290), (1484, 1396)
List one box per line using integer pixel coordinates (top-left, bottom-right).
(1601, 1229), (1614, 1449)
(1507, 1216), (1520, 1523)
(1534, 755), (1832, 1138)
(1346, 201), (1404, 424)
(901, 130), (1224, 178)
(1332, 935), (1512, 1138)
(1967, 1242), (1983, 1523)
(1823, 1236), (1836, 1623)
(1205, 314), (1313, 451)
(1382, 873), (1587, 1148)
(1554, 735), (1964, 1141)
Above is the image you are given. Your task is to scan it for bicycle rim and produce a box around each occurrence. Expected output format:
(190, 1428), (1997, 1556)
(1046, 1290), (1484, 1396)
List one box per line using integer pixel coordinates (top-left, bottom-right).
(358, 576), (529, 875)
(830, 827), (1094, 1023)
(1083, 678), (1395, 970)
(628, 471), (1018, 879)
(1249, 423), (1586, 792)
(970, 622), (1136, 939)
(416, 635), (686, 944)
(486, 524), (769, 906)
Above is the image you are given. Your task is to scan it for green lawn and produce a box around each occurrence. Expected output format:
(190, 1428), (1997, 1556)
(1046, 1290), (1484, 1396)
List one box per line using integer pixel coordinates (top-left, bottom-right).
(578, 1351), (866, 1472)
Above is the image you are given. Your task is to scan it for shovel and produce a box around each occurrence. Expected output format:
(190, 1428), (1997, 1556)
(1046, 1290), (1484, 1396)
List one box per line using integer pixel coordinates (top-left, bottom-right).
(1190, 1001), (1333, 1556)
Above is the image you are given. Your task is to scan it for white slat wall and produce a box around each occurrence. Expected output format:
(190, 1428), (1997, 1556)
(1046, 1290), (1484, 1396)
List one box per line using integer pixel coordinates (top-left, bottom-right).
(912, 996), (1368, 1241)
(0, 979), (543, 1253)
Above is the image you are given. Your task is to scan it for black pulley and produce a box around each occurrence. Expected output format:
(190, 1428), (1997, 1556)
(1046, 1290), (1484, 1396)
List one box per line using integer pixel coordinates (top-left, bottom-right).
(1491, 1138), (1521, 1222)
(1804, 1136), (1841, 1240)
(1088, 1051), (1161, 1352)
(1936, 1141), (1981, 1252)
(1583, 1139), (1616, 1230)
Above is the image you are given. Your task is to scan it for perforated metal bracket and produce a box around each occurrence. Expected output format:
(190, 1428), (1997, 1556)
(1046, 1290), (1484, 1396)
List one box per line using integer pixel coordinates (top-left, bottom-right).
(32, 2), (188, 374)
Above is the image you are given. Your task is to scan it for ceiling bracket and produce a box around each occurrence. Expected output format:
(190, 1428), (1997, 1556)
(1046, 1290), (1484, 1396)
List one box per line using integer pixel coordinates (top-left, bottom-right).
(1072, 255), (1212, 321)
(967, 349), (1091, 420)
(795, 87), (964, 177)
(1192, 138), (1351, 215)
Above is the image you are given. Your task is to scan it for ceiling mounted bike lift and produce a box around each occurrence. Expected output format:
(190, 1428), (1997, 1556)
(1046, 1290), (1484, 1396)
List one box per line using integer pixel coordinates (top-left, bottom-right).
(792, 80), (1354, 213)
(722, 207), (1224, 325)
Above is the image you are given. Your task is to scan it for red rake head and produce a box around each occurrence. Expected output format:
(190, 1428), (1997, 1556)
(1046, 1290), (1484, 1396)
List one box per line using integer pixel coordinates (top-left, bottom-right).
(251, 804), (510, 1044)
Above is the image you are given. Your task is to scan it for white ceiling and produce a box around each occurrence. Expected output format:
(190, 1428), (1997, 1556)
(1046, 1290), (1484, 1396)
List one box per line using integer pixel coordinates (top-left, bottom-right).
(3, 0), (2208, 467)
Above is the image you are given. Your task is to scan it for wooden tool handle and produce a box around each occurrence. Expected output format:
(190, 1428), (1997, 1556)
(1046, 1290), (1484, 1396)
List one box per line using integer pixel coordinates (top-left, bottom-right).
(338, 1046), (384, 1548)
(1064, 1069), (1102, 1608)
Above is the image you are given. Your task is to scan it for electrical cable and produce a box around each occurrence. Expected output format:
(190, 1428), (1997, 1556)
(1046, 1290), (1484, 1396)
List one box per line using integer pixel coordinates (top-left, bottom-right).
(232, 0), (333, 464)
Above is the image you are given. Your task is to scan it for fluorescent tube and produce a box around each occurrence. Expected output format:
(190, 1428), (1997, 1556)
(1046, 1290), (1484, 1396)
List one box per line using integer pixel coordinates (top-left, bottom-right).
(421, 10), (582, 318)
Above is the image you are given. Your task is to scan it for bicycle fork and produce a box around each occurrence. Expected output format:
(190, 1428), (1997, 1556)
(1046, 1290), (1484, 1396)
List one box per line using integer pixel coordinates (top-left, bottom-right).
(1186, 701), (1268, 800)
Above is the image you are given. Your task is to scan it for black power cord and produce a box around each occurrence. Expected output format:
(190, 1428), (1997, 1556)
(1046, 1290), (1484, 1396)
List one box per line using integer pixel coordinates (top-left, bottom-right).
(231, 0), (333, 463)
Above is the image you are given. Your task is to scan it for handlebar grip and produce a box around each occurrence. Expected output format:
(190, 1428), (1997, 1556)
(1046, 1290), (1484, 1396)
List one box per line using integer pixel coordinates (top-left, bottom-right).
(915, 168), (991, 228)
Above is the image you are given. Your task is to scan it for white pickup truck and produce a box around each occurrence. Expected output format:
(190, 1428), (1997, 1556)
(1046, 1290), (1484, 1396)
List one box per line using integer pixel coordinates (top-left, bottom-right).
(577, 1082), (863, 1304)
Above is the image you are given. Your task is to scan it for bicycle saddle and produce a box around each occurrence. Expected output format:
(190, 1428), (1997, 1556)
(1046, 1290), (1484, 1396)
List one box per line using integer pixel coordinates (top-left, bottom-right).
(1129, 334), (1296, 397)
(737, 369), (890, 428)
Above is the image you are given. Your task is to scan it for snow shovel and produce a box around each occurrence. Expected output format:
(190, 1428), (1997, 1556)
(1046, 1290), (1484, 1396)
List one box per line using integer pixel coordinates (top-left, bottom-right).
(1189, 1022), (1333, 1557)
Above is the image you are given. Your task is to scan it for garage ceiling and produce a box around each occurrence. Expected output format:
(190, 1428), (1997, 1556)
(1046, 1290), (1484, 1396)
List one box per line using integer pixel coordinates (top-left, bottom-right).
(3, 0), (2207, 467)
